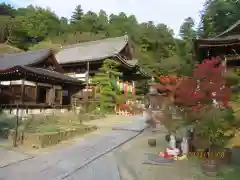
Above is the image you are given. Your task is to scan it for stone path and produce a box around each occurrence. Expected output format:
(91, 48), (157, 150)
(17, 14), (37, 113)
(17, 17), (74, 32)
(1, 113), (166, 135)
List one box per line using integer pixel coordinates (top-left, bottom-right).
(0, 148), (31, 168)
(0, 116), (147, 180)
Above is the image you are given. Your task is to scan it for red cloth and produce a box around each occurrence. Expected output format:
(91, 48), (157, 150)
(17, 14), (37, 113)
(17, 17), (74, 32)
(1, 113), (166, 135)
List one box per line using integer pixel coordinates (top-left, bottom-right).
(132, 87), (135, 99)
(161, 152), (174, 159)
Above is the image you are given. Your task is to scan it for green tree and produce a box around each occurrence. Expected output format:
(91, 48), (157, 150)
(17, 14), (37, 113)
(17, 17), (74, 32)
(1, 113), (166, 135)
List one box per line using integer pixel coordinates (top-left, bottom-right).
(0, 1), (180, 77)
(135, 22), (176, 75)
(0, 16), (24, 45)
(199, 0), (240, 38)
(70, 5), (84, 31)
(81, 11), (99, 33)
(59, 17), (70, 34)
(178, 17), (196, 63)
(92, 59), (122, 111)
(13, 6), (62, 46)
(97, 10), (108, 33)
(0, 3), (15, 16)
(179, 17), (196, 40)
(176, 17), (197, 75)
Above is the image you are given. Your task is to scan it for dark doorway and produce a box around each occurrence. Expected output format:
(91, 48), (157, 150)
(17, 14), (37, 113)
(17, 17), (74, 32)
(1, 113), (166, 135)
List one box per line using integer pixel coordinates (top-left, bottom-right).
(37, 86), (47, 103)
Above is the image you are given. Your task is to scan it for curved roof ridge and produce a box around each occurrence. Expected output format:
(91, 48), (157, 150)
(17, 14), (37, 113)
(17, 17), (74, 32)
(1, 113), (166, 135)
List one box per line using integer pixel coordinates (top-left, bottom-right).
(1, 49), (51, 57)
(60, 35), (128, 50)
(0, 49), (52, 69)
(214, 20), (240, 38)
(55, 35), (129, 64)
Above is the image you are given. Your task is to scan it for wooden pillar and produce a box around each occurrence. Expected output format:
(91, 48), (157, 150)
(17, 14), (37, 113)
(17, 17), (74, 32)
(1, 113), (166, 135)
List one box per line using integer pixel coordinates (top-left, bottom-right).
(93, 85), (96, 99)
(52, 86), (55, 106)
(60, 88), (63, 105)
(47, 86), (55, 106)
(86, 61), (90, 99)
(9, 81), (13, 104)
(132, 81), (135, 100)
(20, 79), (25, 105)
(46, 88), (49, 105)
(35, 83), (38, 103)
(124, 81), (128, 102)
(86, 62), (90, 112)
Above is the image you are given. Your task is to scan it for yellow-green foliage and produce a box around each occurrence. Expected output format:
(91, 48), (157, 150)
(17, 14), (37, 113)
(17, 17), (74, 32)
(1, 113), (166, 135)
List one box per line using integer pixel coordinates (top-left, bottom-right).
(10, 126), (97, 148)
(0, 44), (22, 53)
(225, 70), (240, 86)
(29, 41), (62, 53)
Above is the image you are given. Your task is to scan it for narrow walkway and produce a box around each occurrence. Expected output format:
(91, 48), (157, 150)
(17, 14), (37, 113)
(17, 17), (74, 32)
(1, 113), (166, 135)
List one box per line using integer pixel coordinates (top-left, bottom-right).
(0, 148), (31, 168)
(0, 116), (147, 180)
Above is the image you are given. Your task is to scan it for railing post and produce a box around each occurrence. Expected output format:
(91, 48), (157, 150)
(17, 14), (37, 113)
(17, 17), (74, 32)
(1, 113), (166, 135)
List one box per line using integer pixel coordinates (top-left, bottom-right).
(13, 104), (19, 147)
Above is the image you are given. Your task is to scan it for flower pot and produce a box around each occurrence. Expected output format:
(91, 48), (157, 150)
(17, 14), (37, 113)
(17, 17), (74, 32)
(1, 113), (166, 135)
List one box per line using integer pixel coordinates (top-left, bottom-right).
(200, 159), (219, 177)
(148, 138), (156, 147)
(222, 148), (232, 165)
(231, 147), (240, 165)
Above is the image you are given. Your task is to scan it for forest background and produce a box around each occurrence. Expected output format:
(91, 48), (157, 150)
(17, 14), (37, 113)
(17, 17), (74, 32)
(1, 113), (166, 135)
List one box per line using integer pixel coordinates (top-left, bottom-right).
(1, 0), (240, 95)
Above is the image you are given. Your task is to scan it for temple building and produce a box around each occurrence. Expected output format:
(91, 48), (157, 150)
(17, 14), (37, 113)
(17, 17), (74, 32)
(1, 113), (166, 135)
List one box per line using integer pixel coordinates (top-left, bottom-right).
(55, 35), (149, 102)
(0, 35), (149, 109)
(194, 20), (240, 68)
(0, 49), (84, 108)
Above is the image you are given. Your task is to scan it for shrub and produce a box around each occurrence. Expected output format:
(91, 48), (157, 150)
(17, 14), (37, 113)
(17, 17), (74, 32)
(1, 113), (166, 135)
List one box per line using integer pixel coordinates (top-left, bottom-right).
(225, 70), (240, 86)
(37, 126), (60, 133)
(0, 113), (16, 130)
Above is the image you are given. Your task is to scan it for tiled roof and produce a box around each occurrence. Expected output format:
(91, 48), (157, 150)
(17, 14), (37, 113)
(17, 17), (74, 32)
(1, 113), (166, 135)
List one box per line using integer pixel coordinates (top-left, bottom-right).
(214, 20), (240, 38)
(196, 20), (240, 45)
(0, 66), (83, 84)
(55, 35), (129, 64)
(0, 49), (51, 69)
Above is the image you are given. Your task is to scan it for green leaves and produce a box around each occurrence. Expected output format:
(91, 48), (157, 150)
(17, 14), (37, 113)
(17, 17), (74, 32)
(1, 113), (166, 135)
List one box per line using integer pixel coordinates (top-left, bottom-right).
(199, 0), (240, 38)
(196, 108), (236, 147)
(91, 59), (122, 111)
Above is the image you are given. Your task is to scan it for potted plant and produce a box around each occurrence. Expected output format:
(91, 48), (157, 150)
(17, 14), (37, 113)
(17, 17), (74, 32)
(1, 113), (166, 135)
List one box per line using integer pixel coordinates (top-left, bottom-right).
(196, 107), (235, 176)
(163, 57), (238, 176)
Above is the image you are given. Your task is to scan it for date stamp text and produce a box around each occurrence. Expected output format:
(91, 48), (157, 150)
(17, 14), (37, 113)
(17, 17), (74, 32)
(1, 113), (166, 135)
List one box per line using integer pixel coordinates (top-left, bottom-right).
(188, 151), (225, 158)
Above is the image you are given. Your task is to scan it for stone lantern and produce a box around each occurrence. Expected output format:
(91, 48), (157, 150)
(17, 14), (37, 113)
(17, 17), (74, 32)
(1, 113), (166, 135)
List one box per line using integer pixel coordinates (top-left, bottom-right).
(146, 81), (161, 109)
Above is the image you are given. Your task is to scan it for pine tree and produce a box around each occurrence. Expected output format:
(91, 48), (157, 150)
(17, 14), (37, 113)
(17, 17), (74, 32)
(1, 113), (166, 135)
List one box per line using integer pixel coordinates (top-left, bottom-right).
(70, 5), (84, 24)
(92, 59), (122, 112)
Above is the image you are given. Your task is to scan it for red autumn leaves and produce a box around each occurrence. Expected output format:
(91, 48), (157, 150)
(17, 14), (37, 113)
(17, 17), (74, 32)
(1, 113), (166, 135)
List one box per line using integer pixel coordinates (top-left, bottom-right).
(152, 57), (230, 109)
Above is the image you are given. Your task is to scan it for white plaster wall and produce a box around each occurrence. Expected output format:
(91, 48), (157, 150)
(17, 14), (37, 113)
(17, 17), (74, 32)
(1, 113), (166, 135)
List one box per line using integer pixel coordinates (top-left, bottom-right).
(3, 108), (71, 117)
(0, 80), (62, 89)
(66, 73), (87, 81)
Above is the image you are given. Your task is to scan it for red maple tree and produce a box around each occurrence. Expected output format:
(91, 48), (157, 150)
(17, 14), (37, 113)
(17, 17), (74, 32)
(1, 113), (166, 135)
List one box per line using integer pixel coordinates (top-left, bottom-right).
(151, 74), (184, 102)
(174, 57), (230, 109)
(148, 57), (231, 128)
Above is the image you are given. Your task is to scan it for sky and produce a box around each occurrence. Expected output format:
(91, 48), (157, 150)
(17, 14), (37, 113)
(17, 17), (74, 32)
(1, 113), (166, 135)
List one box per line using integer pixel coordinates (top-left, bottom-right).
(2, 0), (205, 35)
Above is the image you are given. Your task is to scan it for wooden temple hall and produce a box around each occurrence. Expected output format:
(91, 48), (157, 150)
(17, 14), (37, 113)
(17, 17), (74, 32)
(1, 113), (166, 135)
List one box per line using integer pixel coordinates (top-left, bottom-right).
(0, 35), (149, 111)
(0, 50), (84, 108)
(194, 20), (240, 67)
(55, 35), (149, 102)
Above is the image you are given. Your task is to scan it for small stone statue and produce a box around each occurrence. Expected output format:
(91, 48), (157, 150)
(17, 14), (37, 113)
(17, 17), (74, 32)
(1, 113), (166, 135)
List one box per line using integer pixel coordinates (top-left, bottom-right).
(181, 137), (189, 155)
(169, 134), (176, 149)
